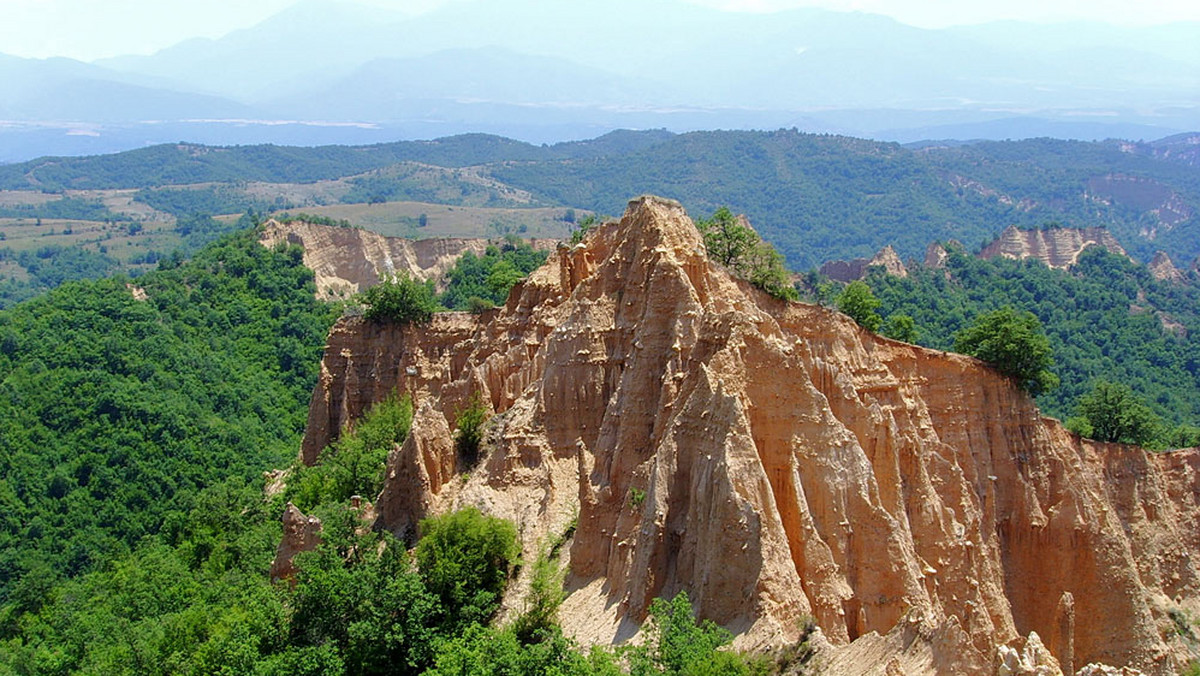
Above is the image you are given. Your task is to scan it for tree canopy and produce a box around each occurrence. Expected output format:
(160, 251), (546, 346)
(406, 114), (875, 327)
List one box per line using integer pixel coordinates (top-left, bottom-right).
(954, 306), (1059, 395)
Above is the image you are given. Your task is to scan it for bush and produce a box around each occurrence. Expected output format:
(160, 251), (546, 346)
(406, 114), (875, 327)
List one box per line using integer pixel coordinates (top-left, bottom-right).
(627, 592), (753, 676)
(696, 207), (797, 301)
(455, 394), (491, 466)
(289, 390), (414, 510)
(416, 507), (519, 633)
(360, 273), (438, 325)
(953, 306), (1058, 395)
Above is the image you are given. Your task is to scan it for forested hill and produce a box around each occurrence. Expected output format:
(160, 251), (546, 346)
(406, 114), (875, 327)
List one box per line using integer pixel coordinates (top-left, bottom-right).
(1, 129), (1196, 271)
(0, 230), (337, 610)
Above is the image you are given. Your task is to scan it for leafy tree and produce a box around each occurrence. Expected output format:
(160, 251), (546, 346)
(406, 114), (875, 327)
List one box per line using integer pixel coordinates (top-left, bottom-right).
(697, 207), (757, 269)
(440, 242), (549, 310)
(954, 306), (1059, 395)
(360, 273), (438, 325)
(416, 507), (520, 634)
(883, 313), (918, 343)
(1076, 380), (1160, 445)
(697, 207), (796, 300)
(289, 390), (414, 510)
(837, 280), (883, 332)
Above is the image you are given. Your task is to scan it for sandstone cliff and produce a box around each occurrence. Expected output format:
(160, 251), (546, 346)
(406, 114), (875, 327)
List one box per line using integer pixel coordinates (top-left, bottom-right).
(301, 196), (1200, 675)
(258, 218), (555, 299)
(979, 225), (1128, 269)
(820, 245), (908, 282)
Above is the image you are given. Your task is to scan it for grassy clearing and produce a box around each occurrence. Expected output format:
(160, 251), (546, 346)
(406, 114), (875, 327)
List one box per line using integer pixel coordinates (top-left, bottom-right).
(277, 200), (581, 239)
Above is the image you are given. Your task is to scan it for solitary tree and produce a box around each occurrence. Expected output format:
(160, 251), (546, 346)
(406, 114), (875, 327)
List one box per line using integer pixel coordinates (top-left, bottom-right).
(696, 207), (757, 269)
(697, 207), (797, 300)
(1076, 380), (1159, 445)
(953, 306), (1058, 395)
(837, 281), (883, 332)
(883, 313), (919, 343)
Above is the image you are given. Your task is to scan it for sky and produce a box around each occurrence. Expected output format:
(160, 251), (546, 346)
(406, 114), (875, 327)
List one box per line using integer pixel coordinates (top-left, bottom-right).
(2, 0), (1198, 61)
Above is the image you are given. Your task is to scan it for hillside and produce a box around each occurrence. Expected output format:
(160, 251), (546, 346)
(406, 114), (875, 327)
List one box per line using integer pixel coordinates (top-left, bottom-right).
(2, 130), (1195, 278)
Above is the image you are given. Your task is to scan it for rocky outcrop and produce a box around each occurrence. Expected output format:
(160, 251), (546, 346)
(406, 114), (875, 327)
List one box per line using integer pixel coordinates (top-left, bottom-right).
(269, 502), (322, 582)
(820, 245), (908, 282)
(1148, 252), (1184, 284)
(301, 196), (1200, 674)
(258, 218), (555, 299)
(979, 225), (1128, 269)
(924, 242), (950, 269)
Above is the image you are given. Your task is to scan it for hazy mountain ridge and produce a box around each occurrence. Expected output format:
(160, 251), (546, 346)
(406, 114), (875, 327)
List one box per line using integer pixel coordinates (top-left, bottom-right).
(2, 0), (1196, 159)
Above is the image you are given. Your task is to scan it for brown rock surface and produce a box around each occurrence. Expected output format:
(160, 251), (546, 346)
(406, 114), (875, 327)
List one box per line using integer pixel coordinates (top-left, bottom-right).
(301, 196), (1200, 674)
(1148, 252), (1185, 284)
(979, 225), (1128, 269)
(258, 218), (555, 299)
(269, 502), (322, 582)
(819, 245), (908, 282)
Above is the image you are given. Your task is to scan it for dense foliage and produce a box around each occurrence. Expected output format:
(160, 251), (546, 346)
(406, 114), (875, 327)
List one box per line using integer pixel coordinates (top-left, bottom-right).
(953, 306), (1058, 395)
(0, 230), (338, 609)
(360, 273), (438, 325)
(836, 280), (883, 332)
(862, 246), (1200, 443)
(0, 197), (116, 221)
(287, 391), (415, 512)
(5, 130), (1196, 274)
(439, 240), (549, 311)
(1070, 380), (1160, 445)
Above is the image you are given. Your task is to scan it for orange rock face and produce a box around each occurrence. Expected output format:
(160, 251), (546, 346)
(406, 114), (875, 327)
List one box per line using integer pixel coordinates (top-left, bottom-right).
(301, 196), (1200, 674)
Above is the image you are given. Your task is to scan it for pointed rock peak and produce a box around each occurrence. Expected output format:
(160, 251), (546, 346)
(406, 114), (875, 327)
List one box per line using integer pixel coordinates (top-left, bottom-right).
(870, 245), (907, 278)
(924, 242), (949, 269)
(1149, 251), (1184, 283)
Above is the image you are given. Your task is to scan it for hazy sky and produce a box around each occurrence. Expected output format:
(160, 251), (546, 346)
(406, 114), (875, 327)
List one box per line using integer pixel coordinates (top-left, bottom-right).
(3, 0), (1198, 61)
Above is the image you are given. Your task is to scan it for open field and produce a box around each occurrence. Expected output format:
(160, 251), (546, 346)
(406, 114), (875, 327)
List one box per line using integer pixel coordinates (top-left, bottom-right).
(274, 200), (583, 240)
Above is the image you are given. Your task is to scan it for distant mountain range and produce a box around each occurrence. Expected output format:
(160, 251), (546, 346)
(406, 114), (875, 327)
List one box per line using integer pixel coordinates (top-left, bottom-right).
(1, 0), (1198, 161)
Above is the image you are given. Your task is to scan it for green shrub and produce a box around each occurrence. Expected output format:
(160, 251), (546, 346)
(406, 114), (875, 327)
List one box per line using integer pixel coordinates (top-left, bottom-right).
(288, 390), (413, 510)
(360, 273), (438, 325)
(953, 306), (1058, 395)
(455, 394), (491, 466)
(836, 280), (883, 332)
(417, 507), (520, 633)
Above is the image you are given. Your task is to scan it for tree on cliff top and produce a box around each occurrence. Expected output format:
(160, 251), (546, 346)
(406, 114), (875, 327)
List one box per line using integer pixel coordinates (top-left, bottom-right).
(1074, 380), (1159, 445)
(360, 273), (438, 325)
(697, 207), (797, 300)
(954, 306), (1058, 395)
(836, 280), (883, 332)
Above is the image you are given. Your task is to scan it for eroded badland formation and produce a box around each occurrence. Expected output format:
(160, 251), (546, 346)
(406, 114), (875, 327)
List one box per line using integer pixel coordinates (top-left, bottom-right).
(287, 196), (1200, 675)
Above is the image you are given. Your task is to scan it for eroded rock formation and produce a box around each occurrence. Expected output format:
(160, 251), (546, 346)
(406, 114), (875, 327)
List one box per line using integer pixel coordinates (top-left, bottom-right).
(979, 225), (1128, 269)
(820, 245), (908, 282)
(1148, 252), (1185, 284)
(270, 502), (322, 582)
(258, 218), (554, 299)
(301, 196), (1200, 674)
